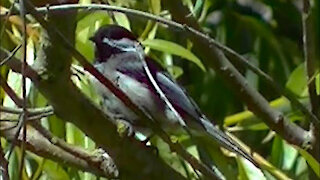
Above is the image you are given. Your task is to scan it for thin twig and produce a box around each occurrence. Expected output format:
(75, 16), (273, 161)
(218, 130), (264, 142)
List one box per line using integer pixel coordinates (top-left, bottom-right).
(0, 75), (24, 107)
(0, 44), (22, 66)
(0, 0), (17, 39)
(0, 120), (118, 178)
(0, 105), (53, 115)
(0, 47), (40, 81)
(302, 0), (319, 118)
(18, 0), (28, 178)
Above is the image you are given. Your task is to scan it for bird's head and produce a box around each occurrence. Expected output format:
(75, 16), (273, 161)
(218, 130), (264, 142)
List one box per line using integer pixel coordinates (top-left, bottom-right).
(90, 25), (142, 62)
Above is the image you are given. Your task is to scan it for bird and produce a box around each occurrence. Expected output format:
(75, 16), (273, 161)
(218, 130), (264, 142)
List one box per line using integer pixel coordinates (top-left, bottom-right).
(89, 24), (256, 165)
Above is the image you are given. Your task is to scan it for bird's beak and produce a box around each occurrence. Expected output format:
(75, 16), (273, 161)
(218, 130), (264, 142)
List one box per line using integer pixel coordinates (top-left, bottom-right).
(89, 36), (95, 42)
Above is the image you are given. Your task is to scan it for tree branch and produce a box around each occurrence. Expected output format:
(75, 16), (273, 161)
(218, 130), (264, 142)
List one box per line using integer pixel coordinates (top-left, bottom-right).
(0, 116), (118, 179)
(302, 0), (320, 172)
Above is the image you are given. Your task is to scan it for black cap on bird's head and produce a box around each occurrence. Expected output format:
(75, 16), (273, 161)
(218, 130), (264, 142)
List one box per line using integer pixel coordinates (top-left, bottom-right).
(90, 25), (138, 62)
(90, 25), (137, 44)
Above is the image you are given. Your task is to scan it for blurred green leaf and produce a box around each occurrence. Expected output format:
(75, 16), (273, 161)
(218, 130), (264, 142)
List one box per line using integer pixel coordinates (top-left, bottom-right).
(42, 160), (70, 180)
(167, 65), (184, 79)
(8, 150), (19, 180)
(286, 63), (308, 96)
(149, 0), (161, 14)
(48, 115), (66, 139)
(271, 136), (284, 168)
(237, 157), (266, 180)
(76, 12), (111, 61)
(114, 12), (131, 30)
(224, 97), (291, 126)
(295, 156), (309, 179)
(142, 39), (206, 71)
(193, 0), (204, 17)
(296, 147), (320, 177)
(271, 136), (298, 172)
(150, 137), (192, 177)
(66, 122), (86, 147)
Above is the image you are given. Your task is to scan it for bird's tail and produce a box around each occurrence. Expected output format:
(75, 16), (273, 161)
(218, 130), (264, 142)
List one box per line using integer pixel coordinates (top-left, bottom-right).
(199, 117), (258, 167)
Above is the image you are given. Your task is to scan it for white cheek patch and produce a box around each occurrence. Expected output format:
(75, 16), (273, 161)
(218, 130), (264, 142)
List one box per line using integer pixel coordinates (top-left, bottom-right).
(102, 37), (144, 54)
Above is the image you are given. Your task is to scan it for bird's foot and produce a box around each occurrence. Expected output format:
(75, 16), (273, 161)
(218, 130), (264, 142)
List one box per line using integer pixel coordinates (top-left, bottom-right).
(116, 119), (135, 137)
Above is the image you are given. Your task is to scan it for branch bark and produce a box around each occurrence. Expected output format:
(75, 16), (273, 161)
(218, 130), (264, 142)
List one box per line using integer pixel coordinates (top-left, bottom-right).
(302, 1), (320, 178)
(0, 116), (118, 178)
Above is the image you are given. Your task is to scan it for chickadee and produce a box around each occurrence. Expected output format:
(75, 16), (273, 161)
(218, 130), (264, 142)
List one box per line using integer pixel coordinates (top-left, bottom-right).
(90, 25), (255, 164)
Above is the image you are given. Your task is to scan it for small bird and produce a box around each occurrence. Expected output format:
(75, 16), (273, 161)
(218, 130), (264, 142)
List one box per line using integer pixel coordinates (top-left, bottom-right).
(90, 25), (255, 165)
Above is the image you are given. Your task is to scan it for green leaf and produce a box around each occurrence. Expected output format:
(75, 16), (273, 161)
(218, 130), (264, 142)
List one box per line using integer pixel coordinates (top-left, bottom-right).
(167, 65), (184, 79)
(193, 0), (204, 17)
(114, 12), (131, 30)
(76, 12), (111, 61)
(149, 0), (161, 14)
(42, 160), (70, 180)
(237, 157), (266, 180)
(48, 115), (66, 139)
(66, 122), (86, 147)
(271, 136), (298, 171)
(286, 63), (308, 96)
(271, 136), (284, 168)
(296, 147), (320, 177)
(142, 39), (206, 71)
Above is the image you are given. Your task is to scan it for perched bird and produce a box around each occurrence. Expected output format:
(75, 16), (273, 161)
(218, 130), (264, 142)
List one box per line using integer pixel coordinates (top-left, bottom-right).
(89, 25), (255, 165)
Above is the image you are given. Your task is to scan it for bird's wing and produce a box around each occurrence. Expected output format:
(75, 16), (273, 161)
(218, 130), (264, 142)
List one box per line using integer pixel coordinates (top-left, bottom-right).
(117, 57), (203, 123)
(117, 57), (257, 165)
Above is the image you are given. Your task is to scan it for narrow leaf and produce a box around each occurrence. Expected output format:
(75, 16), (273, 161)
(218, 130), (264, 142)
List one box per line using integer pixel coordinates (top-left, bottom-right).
(142, 39), (205, 71)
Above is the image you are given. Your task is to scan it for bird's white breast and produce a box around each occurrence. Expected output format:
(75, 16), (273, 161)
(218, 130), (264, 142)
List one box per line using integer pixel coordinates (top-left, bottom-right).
(92, 52), (159, 124)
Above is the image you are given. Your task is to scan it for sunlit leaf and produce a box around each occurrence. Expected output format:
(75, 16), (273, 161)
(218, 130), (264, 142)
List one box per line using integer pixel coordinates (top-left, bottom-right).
(42, 160), (70, 180)
(237, 157), (266, 180)
(149, 0), (161, 14)
(142, 39), (206, 71)
(114, 12), (131, 30)
(66, 122), (86, 147)
(296, 147), (320, 177)
(286, 63), (308, 96)
(271, 136), (298, 171)
(76, 12), (111, 61)
(224, 97), (293, 126)
(167, 65), (184, 79)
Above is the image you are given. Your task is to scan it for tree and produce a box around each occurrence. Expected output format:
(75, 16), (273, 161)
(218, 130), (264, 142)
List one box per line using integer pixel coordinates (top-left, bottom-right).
(0, 0), (319, 179)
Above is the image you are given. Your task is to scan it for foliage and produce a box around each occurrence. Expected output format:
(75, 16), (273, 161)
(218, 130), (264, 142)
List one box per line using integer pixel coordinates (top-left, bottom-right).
(0, 0), (319, 179)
